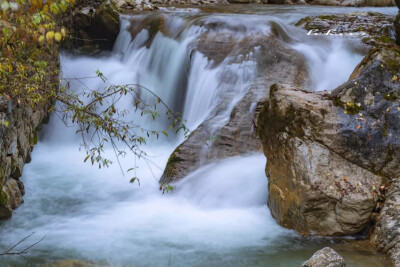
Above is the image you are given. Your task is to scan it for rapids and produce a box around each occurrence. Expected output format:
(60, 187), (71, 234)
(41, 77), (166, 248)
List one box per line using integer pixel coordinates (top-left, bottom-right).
(0, 4), (397, 267)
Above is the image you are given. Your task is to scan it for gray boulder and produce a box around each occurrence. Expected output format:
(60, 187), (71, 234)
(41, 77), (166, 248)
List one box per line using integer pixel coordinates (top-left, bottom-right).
(302, 247), (346, 267)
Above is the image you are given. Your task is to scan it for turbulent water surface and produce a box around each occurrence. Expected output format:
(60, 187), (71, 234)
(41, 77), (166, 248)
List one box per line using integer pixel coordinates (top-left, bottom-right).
(0, 5), (397, 267)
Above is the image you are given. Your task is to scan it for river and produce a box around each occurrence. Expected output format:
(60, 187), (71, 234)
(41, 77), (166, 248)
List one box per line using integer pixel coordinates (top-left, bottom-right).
(0, 4), (397, 267)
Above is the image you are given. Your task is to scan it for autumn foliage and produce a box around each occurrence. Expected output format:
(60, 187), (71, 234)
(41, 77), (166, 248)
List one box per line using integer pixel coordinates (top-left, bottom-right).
(0, 0), (74, 105)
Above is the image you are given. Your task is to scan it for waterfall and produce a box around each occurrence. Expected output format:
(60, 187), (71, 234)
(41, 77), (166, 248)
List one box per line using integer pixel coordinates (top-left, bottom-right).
(1, 5), (397, 267)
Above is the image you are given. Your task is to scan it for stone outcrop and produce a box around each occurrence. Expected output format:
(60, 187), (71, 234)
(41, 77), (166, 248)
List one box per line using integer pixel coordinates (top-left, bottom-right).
(296, 12), (395, 39)
(160, 24), (308, 186)
(370, 179), (400, 266)
(303, 0), (394, 6)
(302, 247), (346, 267)
(71, 0), (120, 51)
(257, 45), (400, 236)
(0, 98), (50, 219)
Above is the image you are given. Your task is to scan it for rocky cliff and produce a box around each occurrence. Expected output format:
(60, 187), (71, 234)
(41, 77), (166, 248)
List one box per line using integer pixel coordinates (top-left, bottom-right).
(0, 99), (51, 219)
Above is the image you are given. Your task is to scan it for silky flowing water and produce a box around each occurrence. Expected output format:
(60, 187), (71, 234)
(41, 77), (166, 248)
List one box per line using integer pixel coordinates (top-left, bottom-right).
(0, 5), (398, 267)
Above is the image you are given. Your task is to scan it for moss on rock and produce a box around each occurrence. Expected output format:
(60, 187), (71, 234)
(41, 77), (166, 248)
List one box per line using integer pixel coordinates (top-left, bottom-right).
(0, 190), (8, 207)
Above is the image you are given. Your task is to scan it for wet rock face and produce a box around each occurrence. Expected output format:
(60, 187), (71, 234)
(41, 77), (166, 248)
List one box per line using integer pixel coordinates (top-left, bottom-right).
(370, 179), (400, 266)
(71, 0), (120, 51)
(296, 12), (395, 38)
(0, 98), (49, 219)
(302, 247), (346, 267)
(159, 28), (309, 186)
(257, 47), (400, 236)
(331, 49), (400, 178)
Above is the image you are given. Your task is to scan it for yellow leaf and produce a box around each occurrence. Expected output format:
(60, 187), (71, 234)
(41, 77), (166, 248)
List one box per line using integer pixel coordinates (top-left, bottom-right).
(46, 30), (54, 42)
(54, 32), (62, 42)
(38, 35), (45, 44)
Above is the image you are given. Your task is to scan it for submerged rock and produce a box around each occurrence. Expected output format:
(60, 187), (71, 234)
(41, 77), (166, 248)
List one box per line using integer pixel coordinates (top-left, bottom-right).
(302, 247), (346, 267)
(257, 46), (400, 236)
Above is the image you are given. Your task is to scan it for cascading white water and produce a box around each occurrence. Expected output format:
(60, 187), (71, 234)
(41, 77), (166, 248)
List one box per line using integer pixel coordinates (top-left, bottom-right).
(291, 37), (365, 91)
(0, 5), (397, 267)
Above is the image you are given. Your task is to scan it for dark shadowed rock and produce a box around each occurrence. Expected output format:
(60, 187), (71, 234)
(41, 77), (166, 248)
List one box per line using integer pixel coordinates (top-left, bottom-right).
(302, 247), (346, 267)
(395, 10), (400, 45)
(70, 0), (120, 51)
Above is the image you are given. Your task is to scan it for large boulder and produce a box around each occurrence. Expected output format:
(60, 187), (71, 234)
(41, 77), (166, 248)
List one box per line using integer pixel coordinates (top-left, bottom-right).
(302, 247), (346, 267)
(257, 46), (400, 236)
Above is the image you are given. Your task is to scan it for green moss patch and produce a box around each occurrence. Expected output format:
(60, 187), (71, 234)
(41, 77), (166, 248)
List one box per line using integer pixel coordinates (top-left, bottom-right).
(0, 190), (8, 207)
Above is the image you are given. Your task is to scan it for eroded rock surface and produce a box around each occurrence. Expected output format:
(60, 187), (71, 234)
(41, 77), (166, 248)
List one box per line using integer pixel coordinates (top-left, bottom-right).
(0, 98), (50, 219)
(257, 46), (400, 236)
(302, 247), (346, 267)
(370, 179), (400, 266)
(296, 12), (395, 39)
(160, 25), (308, 186)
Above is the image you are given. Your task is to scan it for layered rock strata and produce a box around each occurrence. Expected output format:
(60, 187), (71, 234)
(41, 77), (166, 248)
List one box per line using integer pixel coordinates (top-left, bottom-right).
(0, 99), (50, 219)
